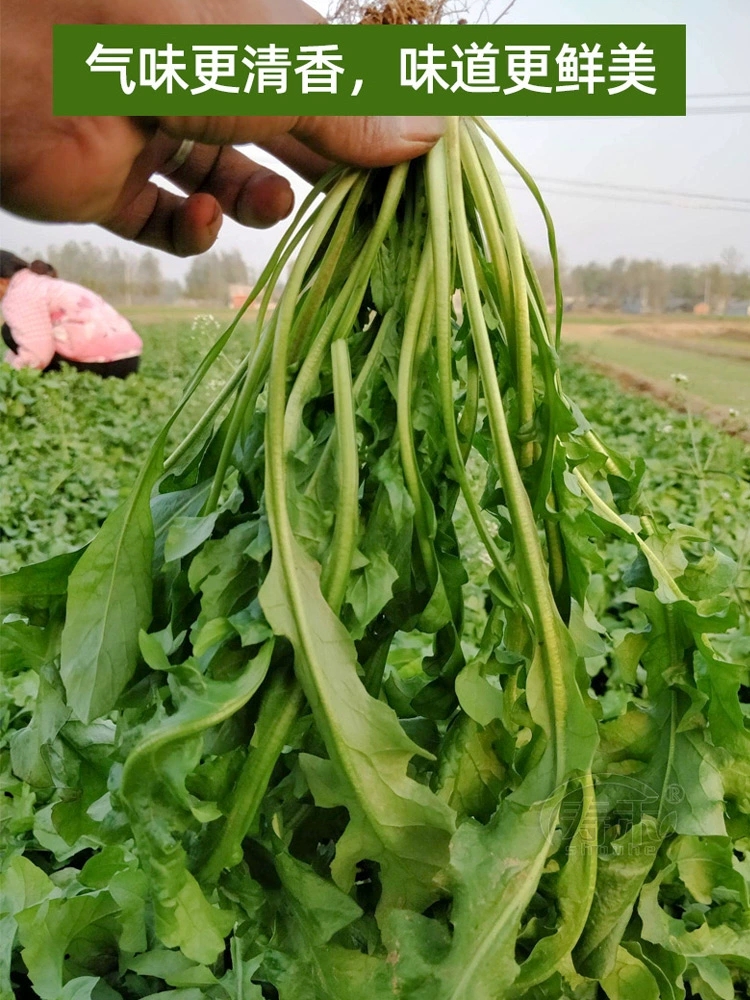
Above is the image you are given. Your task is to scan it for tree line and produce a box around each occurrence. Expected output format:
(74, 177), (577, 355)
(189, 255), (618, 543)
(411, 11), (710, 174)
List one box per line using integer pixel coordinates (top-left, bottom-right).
(37, 243), (255, 305)
(19, 241), (750, 314)
(532, 247), (750, 313)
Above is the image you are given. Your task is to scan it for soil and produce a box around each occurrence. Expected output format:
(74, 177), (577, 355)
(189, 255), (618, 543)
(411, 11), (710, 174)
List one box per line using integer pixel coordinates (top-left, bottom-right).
(579, 357), (750, 443)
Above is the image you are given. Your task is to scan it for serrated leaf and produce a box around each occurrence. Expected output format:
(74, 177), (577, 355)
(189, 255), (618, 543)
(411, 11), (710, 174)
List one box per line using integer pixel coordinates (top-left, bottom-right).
(16, 892), (119, 1000)
(259, 850), (393, 1000)
(640, 864), (750, 965)
(260, 536), (454, 917)
(119, 641), (273, 960)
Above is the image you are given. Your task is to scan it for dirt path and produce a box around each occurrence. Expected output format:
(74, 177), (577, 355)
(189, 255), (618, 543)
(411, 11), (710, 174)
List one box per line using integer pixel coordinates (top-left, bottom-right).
(577, 356), (750, 443)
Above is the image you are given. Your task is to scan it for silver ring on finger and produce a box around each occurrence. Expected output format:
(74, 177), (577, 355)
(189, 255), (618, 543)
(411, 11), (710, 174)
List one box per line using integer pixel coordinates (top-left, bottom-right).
(161, 139), (196, 176)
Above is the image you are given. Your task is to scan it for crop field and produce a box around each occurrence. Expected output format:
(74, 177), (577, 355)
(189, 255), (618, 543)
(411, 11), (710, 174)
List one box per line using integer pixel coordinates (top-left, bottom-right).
(564, 315), (750, 425)
(2, 312), (748, 596)
(0, 314), (255, 573)
(2, 302), (749, 999)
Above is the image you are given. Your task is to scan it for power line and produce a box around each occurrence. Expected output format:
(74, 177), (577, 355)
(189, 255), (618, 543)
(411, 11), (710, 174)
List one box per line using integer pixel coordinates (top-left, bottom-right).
(483, 106), (750, 211)
(503, 182), (750, 213)
(529, 176), (750, 207)
(687, 104), (750, 115)
(687, 91), (750, 99)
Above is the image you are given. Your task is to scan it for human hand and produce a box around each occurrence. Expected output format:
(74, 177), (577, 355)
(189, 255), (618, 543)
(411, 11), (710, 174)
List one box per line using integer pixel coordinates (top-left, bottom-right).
(0, 0), (445, 255)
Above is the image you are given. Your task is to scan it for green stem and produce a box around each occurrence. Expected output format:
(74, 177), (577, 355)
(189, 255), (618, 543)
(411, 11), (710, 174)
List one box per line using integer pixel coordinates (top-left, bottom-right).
(284, 163), (409, 447)
(320, 340), (359, 615)
(413, 278), (436, 380)
(199, 664), (304, 884)
(657, 692), (677, 827)
(426, 134), (527, 623)
(304, 307), (397, 500)
(583, 429), (628, 479)
(362, 631), (396, 698)
(444, 117), (569, 784)
(397, 238), (439, 584)
(458, 127), (514, 362)
(462, 121), (535, 468)
(200, 318), (277, 515)
(163, 171), (341, 473)
(545, 499), (570, 622)
(458, 341), (480, 459)
(474, 116), (564, 352)
(203, 173), (359, 515)
(164, 358), (246, 472)
(289, 173), (368, 360)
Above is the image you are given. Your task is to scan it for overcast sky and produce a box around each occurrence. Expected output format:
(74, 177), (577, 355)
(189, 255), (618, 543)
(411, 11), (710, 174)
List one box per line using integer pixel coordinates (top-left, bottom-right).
(1, 0), (748, 280)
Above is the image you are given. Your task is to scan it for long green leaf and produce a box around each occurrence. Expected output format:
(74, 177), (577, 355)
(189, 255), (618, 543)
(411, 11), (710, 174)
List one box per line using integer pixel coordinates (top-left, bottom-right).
(260, 539), (454, 916)
(60, 436), (167, 722)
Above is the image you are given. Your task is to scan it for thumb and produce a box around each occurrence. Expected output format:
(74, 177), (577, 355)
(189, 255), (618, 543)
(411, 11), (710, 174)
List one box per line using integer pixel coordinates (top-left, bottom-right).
(291, 116), (447, 167)
(157, 115), (446, 168)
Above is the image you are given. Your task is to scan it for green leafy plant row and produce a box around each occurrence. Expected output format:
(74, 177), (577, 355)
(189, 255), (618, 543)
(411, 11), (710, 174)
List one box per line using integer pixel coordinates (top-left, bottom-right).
(1, 117), (748, 1000)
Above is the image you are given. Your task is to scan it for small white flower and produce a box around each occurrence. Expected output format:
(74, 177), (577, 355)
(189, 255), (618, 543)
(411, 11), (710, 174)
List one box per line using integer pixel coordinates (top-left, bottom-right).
(191, 313), (220, 334)
(728, 408), (739, 417)
(662, 424), (673, 434)
(670, 372), (689, 384)
(721, 491), (731, 501)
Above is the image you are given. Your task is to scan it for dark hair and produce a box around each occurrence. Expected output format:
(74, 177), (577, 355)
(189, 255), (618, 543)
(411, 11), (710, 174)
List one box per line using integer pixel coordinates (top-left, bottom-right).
(0, 252), (56, 280)
(0, 251), (29, 279)
(29, 259), (57, 278)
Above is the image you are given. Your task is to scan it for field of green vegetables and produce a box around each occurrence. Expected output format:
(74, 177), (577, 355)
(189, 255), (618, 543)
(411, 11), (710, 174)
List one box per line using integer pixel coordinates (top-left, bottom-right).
(0, 316), (254, 574)
(1, 308), (749, 1000)
(2, 319), (748, 601)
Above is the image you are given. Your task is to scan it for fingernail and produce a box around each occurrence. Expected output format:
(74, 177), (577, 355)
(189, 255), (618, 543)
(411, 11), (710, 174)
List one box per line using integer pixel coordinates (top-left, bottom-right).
(277, 184), (294, 221)
(399, 116), (447, 143)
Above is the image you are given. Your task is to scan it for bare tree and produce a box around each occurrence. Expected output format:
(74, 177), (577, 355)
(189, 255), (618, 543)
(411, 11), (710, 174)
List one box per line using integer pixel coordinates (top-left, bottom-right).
(491, 0), (519, 22)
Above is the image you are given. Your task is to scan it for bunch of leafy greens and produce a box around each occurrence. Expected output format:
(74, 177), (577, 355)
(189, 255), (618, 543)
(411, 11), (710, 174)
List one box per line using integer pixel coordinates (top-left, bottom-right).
(1, 117), (748, 1000)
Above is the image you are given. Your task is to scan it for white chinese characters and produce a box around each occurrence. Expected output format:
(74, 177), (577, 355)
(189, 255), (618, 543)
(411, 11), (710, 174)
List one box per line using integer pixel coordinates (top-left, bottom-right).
(84, 39), (661, 100)
(242, 45), (292, 95)
(555, 43), (605, 94)
(295, 45), (345, 94)
(608, 42), (657, 95)
(451, 43), (501, 93)
(192, 45), (240, 95)
(400, 40), (659, 97)
(86, 44), (136, 95)
(85, 41), (348, 97)
(140, 45), (190, 95)
(401, 44), (450, 94)
(505, 45), (552, 94)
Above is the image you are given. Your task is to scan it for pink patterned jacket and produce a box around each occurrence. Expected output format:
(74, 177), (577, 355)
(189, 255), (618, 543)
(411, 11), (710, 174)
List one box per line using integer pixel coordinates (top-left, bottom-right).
(2, 269), (142, 370)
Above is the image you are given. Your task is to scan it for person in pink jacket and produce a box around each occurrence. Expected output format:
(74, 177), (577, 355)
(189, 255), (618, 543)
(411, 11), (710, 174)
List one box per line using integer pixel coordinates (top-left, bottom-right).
(0, 251), (143, 377)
